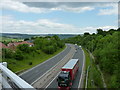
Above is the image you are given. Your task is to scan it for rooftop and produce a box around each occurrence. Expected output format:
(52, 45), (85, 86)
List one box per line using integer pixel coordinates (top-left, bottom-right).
(62, 59), (79, 69)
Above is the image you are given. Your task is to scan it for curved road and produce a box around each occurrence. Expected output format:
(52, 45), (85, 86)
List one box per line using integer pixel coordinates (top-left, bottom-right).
(19, 44), (72, 84)
(46, 45), (84, 89)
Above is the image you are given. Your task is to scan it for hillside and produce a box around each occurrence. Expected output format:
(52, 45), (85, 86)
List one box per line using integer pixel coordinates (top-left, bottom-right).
(64, 28), (120, 88)
(2, 35), (65, 73)
(0, 33), (77, 39)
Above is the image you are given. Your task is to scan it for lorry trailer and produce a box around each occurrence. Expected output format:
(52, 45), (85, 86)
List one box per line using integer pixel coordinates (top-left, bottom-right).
(57, 59), (79, 89)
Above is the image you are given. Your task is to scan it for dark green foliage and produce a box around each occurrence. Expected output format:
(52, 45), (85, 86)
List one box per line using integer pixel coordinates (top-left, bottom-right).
(42, 45), (55, 54)
(34, 36), (65, 54)
(2, 48), (14, 59)
(17, 44), (30, 53)
(24, 38), (29, 41)
(53, 35), (60, 41)
(57, 41), (65, 48)
(15, 50), (24, 60)
(84, 32), (90, 36)
(29, 62), (32, 65)
(64, 28), (120, 88)
(2, 41), (10, 46)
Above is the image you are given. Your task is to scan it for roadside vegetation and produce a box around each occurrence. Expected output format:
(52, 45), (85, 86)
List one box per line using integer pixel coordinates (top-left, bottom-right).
(83, 48), (103, 88)
(64, 28), (120, 88)
(2, 35), (65, 73)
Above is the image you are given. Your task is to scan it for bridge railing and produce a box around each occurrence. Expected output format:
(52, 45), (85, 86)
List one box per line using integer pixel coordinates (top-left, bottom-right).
(0, 62), (36, 90)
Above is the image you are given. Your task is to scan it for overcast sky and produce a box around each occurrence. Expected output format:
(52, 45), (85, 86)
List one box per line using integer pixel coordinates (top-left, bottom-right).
(0, 0), (118, 34)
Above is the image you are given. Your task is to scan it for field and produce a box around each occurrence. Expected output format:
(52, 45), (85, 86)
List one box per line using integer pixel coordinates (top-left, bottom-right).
(0, 36), (23, 42)
(2, 46), (66, 74)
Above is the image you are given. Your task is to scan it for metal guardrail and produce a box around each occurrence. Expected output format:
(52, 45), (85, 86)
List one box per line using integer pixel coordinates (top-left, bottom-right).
(85, 65), (90, 89)
(0, 62), (36, 90)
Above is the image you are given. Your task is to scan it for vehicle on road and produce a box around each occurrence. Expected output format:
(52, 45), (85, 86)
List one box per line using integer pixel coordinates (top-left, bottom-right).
(57, 59), (79, 90)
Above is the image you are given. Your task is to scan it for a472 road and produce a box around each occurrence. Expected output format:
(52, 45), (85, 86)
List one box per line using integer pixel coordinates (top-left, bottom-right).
(19, 44), (85, 89)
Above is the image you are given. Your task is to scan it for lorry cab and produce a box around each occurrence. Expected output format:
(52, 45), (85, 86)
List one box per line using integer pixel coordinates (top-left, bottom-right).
(57, 59), (79, 90)
(57, 71), (71, 87)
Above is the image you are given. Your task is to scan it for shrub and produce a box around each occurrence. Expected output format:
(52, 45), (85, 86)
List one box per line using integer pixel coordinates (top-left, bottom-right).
(15, 50), (24, 60)
(17, 44), (30, 53)
(29, 62), (32, 65)
(42, 45), (55, 54)
(2, 48), (14, 59)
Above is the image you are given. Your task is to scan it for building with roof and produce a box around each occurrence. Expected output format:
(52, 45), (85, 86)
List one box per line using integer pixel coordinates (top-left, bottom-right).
(7, 41), (34, 50)
(0, 42), (8, 49)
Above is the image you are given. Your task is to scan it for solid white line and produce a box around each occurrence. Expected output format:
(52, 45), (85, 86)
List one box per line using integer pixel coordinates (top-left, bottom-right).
(85, 66), (90, 89)
(44, 45), (76, 89)
(45, 72), (61, 89)
(31, 45), (73, 85)
(19, 45), (68, 76)
(78, 47), (85, 89)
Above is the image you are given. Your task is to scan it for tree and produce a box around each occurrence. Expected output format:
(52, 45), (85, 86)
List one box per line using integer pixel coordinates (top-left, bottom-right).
(84, 32), (90, 37)
(97, 29), (106, 36)
(42, 45), (55, 54)
(15, 50), (24, 60)
(53, 35), (60, 41)
(2, 48), (14, 59)
(24, 38), (29, 41)
(17, 44), (30, 53)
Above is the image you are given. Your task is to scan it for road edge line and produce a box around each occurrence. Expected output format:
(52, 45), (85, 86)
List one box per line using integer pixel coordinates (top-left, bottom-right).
(78, 47), (85, 89)
(45, 72), (60, 89)
(19, 45), (68, 76)
(44, 45), (76, 89)
(31, 45), (73, 85)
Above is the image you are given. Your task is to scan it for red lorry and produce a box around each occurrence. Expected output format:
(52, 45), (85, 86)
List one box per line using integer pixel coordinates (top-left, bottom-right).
(57, 59), (79, 90)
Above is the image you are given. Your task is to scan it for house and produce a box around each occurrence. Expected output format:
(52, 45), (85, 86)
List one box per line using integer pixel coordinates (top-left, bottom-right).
(0, 42), (8, 49)
(7, 41), (34, 50)
(20, 41), (34, 47)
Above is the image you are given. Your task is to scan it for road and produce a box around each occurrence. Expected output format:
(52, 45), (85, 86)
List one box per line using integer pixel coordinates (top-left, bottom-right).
(19, 44), (72, 84)
(46, 45), (84, 89)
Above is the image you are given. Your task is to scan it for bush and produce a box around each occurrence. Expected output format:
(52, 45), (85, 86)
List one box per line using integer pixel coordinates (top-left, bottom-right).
(29, 62), (32, 65)
(15, 50), (24, 60)
(2, 48), (14, 59)
(42, 45), (55, 54)
(57, 41), (65, 48)
(17, 44), (30, 53)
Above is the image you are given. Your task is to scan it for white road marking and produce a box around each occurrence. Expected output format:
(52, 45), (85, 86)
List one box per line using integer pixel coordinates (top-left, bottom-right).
(31, 45), (73, 85)
(19, 45), (68, 76)
(78, 47), (85, 89)
(44, 45), (76, 89)
(45, 72), (60, 89)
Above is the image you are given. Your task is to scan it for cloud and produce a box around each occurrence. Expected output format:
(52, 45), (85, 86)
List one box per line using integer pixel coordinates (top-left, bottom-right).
(98, 26), (117, 30)
(1, 0), (48, 13)
(23, 2), (118, 15)
(1, 0), (95, 13)
(1, 15), (117, 34)
(1, 1), (118, 15)
(98, 3), (118, 15)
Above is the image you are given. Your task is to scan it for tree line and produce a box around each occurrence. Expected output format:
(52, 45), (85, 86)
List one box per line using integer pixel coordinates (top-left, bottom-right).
(64, 28), (120, 88)
(2, 35), (65, 60)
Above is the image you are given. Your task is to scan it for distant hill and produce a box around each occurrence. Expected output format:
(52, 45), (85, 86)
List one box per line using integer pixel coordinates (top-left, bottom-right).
(47, 34), (77, 39)
(1, 33), (45, 39)
(0, 33), (77, 39)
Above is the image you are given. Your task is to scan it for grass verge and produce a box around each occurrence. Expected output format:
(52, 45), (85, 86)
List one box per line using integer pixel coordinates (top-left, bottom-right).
(2, 46), (66, 73)
(83, 48), (104, 88)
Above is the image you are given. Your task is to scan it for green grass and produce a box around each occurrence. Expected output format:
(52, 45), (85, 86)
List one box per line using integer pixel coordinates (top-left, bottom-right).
(82, 48), (90, 70)
(0, 37), (23, 42)
(88, 63), (104, 88)
(83, 48), (104, 88)
(2, 46), (66, 73)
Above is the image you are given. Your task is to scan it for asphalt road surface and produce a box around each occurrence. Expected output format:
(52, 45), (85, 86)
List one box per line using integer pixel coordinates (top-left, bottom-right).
(19, 44), (72, 84)
(46, 45), (84, 89)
